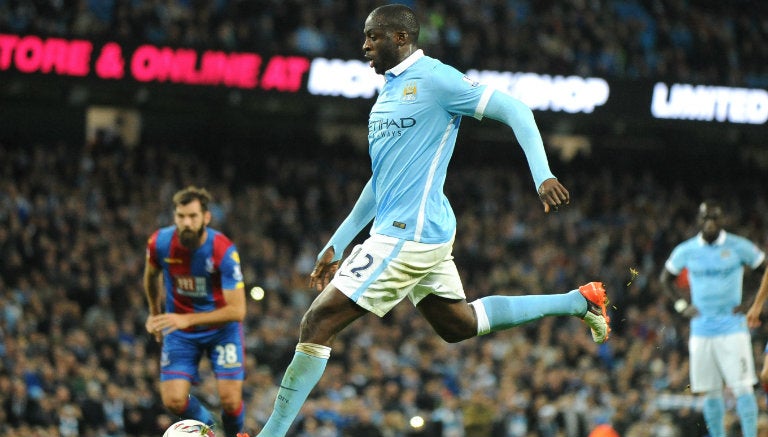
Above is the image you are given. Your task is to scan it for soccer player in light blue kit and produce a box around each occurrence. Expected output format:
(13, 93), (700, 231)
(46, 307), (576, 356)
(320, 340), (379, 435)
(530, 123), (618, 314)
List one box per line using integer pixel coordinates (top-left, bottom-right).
(661, 200), (765, 437)
(255, 5), (610, 436)
(747, 231), (768, 407)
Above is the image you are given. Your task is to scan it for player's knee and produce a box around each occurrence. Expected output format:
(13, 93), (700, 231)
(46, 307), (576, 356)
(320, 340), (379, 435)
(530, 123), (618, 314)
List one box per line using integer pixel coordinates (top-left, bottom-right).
(219, 393), (242, 413)
(438, 333), (470, 343)
(299, 309), (319, 338)
(162, 395), (189, 415)
(298, 307), (337, 343)
(434, 325), (474, 343)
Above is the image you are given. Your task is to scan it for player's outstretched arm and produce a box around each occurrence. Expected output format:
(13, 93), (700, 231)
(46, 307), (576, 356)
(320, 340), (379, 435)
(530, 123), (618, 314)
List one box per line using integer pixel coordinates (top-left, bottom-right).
(317, 178), (376, 264)
(482, 90), (567, 212)
(309, 178), (376, 292)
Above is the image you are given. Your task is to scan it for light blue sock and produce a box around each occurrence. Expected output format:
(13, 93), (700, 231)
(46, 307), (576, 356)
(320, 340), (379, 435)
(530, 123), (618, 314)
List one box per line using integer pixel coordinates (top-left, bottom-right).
(183, 394), (215, 427)
(736, 392), (758, 437)
(258, 350), (329, 437)
(702, 396), (726, 437)
(472, 289), (586, 333)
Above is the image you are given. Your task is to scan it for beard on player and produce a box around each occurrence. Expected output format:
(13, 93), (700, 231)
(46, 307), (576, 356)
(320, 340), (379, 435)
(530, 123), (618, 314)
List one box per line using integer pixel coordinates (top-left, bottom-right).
(179, 226), (204, 249)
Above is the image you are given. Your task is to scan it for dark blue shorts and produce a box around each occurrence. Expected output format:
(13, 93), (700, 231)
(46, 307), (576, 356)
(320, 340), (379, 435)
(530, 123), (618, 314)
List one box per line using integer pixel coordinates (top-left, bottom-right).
(160, 322), (245, 383)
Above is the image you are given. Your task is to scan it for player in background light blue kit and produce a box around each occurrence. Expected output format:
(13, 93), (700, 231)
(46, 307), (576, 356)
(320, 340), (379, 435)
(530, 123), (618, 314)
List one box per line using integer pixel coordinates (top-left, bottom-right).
(746, 223), (768, 407)
(661, 200), (765, 437)
(255, 4), (610, 436)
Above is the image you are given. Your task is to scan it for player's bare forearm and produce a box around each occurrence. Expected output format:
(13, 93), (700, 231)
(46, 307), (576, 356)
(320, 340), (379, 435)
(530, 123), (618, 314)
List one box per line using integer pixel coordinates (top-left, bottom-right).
(143, 267), (164, 342)
(658, 269), (677, 300)
(145, 288), (161, 314)
(143, 266), (163, 315)
(659, 269), (698, 317)
(747, 265), (768, 327)
(144, 291), (161, 315)
(754, 266), (768, 306)
(199, 287), (246, 324)
(148, 288), (246, 334)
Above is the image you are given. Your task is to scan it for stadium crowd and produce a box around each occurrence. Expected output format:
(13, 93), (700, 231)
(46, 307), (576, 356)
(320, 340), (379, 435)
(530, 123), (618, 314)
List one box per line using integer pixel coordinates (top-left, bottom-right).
(0, 0), (766, 87)
(2, 125), (768, 437)
(2, 2), (768, 437)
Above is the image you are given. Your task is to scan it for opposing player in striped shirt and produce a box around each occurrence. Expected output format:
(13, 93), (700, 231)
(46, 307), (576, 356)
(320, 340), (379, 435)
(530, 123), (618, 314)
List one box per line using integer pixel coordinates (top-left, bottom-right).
(144, 186), (249, 437)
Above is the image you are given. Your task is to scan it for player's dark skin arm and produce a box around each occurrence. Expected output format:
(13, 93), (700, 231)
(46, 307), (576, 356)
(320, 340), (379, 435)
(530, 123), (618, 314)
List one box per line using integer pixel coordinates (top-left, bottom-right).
(659, 268), (697, 317)
(658, 268), (677, 301)
(746, 263), (768, 328)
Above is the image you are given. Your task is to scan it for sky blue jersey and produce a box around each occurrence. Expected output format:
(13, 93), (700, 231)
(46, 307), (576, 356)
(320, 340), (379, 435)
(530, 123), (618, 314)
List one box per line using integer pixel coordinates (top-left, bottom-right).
(665, 230), (765, 336)
(367, 50), (495, 243)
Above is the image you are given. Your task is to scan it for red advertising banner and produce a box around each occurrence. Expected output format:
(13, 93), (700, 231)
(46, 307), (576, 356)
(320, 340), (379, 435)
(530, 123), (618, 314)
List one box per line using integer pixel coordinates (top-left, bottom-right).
(0, 33), (310, 92)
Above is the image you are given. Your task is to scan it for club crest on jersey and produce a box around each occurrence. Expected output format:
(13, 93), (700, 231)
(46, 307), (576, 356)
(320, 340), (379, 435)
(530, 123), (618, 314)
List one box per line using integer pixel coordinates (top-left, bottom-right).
(401, 81), (417, 102)
(206, 257), (215, 273)
(720, 249), (731, 259)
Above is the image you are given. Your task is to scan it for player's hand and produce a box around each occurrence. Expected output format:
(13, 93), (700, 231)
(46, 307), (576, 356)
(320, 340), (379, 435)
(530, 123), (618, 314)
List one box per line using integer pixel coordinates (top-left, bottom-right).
(680, 305), (698, 318)
(145, 315), (164, 342)
(747, 305), (763, 329)
(538, 178), (569, 213)
(309, 247), (339, 292)
(147, 313), (190, 335)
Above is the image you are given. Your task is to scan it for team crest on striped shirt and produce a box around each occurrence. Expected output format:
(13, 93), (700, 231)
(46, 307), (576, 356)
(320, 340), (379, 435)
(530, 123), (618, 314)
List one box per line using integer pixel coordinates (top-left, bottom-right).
(401, 81), (417, 102)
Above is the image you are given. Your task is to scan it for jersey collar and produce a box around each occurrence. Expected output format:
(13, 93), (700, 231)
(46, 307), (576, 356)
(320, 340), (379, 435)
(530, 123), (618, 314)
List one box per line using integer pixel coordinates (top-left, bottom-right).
(385, 49), (425, 78)
(696, 229), (726, 246)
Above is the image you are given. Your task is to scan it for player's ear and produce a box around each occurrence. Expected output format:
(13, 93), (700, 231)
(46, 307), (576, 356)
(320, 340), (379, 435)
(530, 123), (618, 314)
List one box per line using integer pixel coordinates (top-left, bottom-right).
(396, 31), (408, 45)
(204, 210), (212, 225)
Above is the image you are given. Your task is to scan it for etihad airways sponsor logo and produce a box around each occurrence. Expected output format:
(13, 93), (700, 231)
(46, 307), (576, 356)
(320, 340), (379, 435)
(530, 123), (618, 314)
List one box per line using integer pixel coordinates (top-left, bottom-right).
(368, 117), (416, 138)
(651, 82), (768, 124)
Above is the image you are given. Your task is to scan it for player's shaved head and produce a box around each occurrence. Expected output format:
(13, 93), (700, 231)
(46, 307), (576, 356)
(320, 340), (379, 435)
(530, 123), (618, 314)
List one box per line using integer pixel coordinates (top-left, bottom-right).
(368, 4), (419, 40)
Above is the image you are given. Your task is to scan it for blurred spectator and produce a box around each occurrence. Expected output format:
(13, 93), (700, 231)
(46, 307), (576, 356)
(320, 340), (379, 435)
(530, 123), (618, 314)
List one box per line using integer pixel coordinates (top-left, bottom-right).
(0, 111), (768, 437)
(0, 0), (766, 85)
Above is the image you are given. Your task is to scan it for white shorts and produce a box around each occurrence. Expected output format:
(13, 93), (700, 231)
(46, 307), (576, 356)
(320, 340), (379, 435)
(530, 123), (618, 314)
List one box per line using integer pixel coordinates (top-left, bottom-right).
(689, 331), (757, 392)
(331, 233), (465, 317)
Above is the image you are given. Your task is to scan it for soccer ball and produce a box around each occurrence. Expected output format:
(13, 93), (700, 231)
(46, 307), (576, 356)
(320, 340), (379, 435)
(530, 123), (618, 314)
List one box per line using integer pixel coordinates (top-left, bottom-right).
(163, 419), (215, 437)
